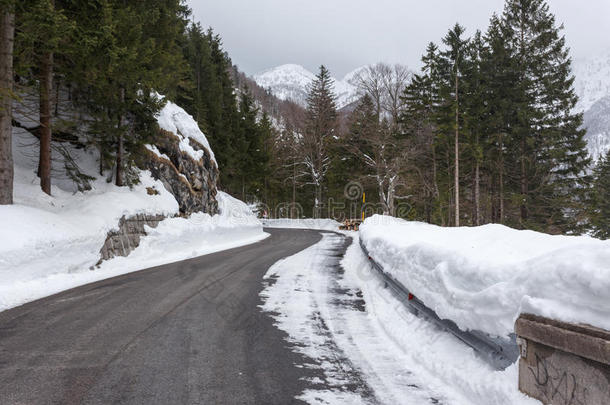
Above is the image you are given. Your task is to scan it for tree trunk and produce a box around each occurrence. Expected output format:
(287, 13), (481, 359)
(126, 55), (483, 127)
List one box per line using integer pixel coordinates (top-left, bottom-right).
(520, 138), (527, 226)
(116, 88), (125, 187)
(454, 73), (460, 227)
(474, 161), (480, 226)
(292, 154), (296, 219)
(0, 8), (14, 205)
(39, 50), (53, 195)
(313, 184), (320, 219)
(499, 133), (504, 224)
(116, 131), (123, 186)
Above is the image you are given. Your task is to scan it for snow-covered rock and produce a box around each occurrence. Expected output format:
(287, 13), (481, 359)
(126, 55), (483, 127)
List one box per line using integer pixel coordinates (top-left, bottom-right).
(142, 99), (219, 215)
(359, 215), (610, 338)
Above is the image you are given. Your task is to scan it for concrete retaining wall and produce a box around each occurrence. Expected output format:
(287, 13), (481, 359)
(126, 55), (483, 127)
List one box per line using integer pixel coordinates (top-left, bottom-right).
(515, 313), (610, 405)
(99, 214), (166, 261)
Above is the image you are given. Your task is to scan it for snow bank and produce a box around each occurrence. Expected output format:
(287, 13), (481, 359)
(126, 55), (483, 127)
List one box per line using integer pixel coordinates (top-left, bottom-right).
(262, 218), (341, 231)
(359, 215), (610, 337)
(0, 182), (266, 312)
(341, 236), (539, 405)
(0, 130), (264, 313)
(156, 99), (217, 166)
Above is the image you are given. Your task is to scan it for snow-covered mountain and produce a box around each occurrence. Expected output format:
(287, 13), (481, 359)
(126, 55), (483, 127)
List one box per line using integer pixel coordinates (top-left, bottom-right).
(574, 52), (610, 161)
(583, 96), (610, 161)
(255, 55), (610, 161)
(573, 53), (610, 112)
(253, 64), (363, 109)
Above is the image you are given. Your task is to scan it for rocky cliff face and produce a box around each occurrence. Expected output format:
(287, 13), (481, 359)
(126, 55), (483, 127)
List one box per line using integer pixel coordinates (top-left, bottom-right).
(139, 99), (219, 216)
(141, 128), (218, 216)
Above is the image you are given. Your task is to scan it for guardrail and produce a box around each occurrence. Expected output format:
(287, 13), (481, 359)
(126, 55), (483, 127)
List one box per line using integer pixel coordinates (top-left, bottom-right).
(359, 238), (519, 370)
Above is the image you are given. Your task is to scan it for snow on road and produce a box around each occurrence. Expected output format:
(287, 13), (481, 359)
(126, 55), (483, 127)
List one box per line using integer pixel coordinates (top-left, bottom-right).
(260, 232), (540, 405)
(262, 218), (341, 231)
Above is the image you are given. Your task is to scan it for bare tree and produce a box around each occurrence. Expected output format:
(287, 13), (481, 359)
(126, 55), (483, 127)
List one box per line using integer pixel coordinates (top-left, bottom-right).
(352, 63), (412, 123)
(351, 63), (386, 118)
(381, 64), (413, 125)
(0, 4), (14, 204)
(349, 64), (413, 216)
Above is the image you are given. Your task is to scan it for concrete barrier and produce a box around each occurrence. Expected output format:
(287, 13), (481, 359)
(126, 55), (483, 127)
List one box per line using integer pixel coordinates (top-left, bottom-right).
(515, 313), (610, 405)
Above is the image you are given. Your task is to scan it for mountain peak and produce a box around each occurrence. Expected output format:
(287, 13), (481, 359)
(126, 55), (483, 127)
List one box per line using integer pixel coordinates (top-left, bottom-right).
(253, 64), (364, 108)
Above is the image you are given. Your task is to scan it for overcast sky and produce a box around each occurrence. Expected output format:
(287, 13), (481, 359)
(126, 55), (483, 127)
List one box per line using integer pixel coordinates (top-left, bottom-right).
(188, 0), (610, 78)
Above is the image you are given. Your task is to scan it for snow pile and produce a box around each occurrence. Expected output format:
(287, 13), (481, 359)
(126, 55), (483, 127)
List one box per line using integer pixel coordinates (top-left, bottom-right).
(95, 196), (266, 280)
(217, 191), (261, 227)
(0, 128), (264, 313)
(262, 218), (341, 231)
(156, 99), (217, 166)
(341, 237), (539, 405)
(260, 232), (538, 404)
(359, 215), (610, 337)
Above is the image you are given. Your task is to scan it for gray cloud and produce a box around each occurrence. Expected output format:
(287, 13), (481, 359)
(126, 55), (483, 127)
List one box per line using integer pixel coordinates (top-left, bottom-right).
(188, 0), (610, 78)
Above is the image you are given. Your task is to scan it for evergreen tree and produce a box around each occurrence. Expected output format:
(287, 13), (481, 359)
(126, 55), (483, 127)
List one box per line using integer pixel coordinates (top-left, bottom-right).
(15, 0), (73, 194)
(438, 23), (469, 226)
(401, 43), (443, 223)
(590, 151), (610, 239)
(481, 14), (516, 224)
(462, 30), (487, 225)
(502, 0), (590, 232)
(302, 65), (337, 218)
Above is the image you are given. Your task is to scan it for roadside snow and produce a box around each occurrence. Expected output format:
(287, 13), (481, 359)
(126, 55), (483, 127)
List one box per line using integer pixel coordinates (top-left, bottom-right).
(341, 236), (540, 405)
(0, 129), (265, 313)
(262, 218), (341, 231)
(359, 215), (610, 337)
(260, 232), (539, 404)
(0, 186), (266, 312)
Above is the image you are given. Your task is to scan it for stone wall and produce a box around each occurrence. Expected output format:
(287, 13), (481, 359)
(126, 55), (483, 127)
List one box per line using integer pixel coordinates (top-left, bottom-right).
(515, 313), (610, 405)
(99, 214), (166, 261)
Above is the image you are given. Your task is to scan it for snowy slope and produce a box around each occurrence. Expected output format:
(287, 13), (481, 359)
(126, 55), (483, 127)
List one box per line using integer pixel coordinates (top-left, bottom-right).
(359, 215), (610, 338)
(0, 104), (265, 312)
(253, 64), (362, 108)
(583, 95), (610, 160)
(573, 52), (610, 112)
(573, 52), (610, 160)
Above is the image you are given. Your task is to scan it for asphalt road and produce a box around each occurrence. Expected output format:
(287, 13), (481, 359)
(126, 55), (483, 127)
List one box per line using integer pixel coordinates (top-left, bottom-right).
(0, 228), (327, 405)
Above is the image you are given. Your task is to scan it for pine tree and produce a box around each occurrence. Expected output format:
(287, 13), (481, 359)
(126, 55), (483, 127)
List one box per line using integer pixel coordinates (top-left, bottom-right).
(502, 0), (590, 232)
(401, 43), (443, 223)
(462, 30), (487, 225)
(66, 0), (186, 186)
(15, 0), (72, 194)
(590, 151), (610, 239)
(437, 24), (470, 226)
(302, 65), (337, 218)
(481, 14), (516, 224)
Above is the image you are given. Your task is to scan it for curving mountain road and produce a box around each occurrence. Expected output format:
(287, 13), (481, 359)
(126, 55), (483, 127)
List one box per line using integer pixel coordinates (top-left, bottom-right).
(0, 228), (329, 405)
